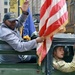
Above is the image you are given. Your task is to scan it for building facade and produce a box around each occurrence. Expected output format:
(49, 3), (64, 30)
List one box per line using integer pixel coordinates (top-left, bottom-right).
(0, 0), (10, 23)
(0, 0), (41, 23)
(66, 0), (75, 33)
(29, 0), (41, 15)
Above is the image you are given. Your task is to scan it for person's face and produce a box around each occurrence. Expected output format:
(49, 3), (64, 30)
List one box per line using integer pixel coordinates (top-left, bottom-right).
(54, 47), (64, 59)
(5, 20), (16, 30)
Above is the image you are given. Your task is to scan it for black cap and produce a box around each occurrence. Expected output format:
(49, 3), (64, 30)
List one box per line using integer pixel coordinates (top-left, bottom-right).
(3, 12), (18, 22)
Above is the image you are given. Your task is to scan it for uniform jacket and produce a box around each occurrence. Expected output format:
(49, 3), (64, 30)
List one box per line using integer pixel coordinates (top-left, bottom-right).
(53, 55), (75, 72)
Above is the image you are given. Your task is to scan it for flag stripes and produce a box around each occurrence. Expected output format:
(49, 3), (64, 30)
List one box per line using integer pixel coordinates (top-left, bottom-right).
(37, 0), (68, 65)
(49, 0), (66, 18)
(43, 12), (68, 36)
(40, 0), (52, 19)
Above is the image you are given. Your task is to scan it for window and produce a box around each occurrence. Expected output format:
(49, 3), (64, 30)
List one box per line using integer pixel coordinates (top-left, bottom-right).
(4, 0), (8, 5)
(4, 8), (8, 13)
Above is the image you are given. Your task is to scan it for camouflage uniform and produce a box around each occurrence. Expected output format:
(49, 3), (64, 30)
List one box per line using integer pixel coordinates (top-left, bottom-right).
(53, 55), (75, 72)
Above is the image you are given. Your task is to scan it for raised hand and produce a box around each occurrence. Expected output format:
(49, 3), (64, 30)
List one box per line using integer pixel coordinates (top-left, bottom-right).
(20, 0), (29, 12)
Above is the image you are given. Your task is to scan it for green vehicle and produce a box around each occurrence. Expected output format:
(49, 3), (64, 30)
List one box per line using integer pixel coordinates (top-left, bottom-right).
(0, 33), (75, 75)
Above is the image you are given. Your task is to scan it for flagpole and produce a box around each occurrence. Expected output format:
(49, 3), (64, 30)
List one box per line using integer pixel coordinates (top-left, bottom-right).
(18, 0), (20, 16)
(46, 45), (53, 75)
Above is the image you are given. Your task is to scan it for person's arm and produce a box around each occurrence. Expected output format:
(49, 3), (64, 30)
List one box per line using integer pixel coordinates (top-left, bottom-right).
(3, 33), (37, 52)
(2, 32), (44, 52)
(16, 13), (28, 28)
(16, 1), (29, 28)
(53, 57), (75, 72)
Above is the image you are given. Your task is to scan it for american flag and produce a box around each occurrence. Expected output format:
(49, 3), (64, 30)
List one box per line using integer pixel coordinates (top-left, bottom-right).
(37, 0), (68, 65)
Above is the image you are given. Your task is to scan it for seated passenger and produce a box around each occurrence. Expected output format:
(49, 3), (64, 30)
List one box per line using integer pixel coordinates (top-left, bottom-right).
(0, 1), (44, 64)
(53, 46), (75, 72)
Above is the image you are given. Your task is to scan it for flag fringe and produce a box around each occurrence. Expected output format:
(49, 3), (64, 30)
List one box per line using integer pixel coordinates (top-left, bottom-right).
(45, 19), (68, 38)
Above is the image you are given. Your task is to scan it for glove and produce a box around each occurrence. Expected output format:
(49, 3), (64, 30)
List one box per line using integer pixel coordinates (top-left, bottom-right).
(23, 35), (31, 40)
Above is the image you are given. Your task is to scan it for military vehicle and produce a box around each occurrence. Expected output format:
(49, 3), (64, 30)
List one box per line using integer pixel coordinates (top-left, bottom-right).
(0, 33), (75, 75)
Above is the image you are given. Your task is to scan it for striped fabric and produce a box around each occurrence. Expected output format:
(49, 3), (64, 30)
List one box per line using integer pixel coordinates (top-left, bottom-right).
(37, 0), (68, 65)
